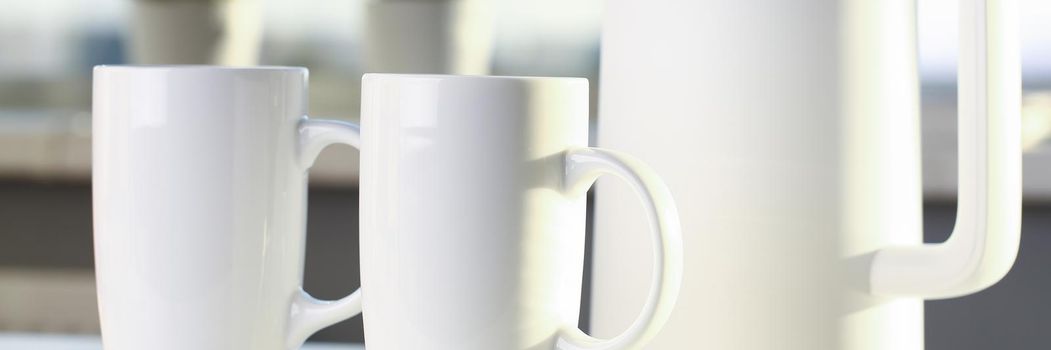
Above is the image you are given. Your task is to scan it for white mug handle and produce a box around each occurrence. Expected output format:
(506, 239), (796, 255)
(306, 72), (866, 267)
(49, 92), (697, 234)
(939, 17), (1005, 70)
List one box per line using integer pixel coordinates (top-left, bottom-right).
(285, 117), (364, 349)
(557, 148), (683, 350)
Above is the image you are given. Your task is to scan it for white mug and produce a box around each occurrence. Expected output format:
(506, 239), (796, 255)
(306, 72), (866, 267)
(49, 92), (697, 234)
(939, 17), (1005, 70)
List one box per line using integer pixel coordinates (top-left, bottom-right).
(357, 74), (682, 349)
(93, 66), (363, 350)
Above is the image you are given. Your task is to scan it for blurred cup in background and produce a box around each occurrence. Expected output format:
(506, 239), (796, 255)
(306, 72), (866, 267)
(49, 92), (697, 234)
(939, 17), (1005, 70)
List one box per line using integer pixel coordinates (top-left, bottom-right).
(364, 0), (493, 74)
(129, 0), (262, 65)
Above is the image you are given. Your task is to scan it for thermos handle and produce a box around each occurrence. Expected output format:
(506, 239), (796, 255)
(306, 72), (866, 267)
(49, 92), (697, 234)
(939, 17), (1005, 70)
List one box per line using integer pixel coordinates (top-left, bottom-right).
(286, 117), (364, 349)
(557, 148), (683, 350)
(869, 0), (1021, 298)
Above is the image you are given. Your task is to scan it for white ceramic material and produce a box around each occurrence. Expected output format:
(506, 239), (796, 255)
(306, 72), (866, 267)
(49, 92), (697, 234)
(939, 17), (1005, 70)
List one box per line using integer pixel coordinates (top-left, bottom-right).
(93, 66), (361, 350)
(0, 333), (364, 350)
(592, 0), (1020, 349)
(357, 74), (681, 350)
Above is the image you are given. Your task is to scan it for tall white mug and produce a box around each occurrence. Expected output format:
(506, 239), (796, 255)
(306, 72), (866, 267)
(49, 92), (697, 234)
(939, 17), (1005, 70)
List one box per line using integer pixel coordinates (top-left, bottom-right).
(93, 66), (363, 350)
(357, 74), (682, 349)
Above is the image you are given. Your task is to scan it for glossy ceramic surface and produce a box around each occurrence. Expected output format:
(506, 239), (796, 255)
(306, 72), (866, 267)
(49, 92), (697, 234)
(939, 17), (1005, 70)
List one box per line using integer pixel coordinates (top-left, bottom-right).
(92, 66), (362, 350)
(358, 74), (682, 350)
(592, 0), (1020, 349)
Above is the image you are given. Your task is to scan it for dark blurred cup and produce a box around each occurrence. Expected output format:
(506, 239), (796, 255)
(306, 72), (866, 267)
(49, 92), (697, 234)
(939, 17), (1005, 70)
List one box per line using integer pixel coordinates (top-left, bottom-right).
(129, 0), (262, 65)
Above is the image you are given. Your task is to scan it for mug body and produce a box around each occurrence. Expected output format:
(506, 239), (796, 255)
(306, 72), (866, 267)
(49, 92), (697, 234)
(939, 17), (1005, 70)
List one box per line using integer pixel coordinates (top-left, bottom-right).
(93, 66), (308, 350)
(359, 74), (590, 349)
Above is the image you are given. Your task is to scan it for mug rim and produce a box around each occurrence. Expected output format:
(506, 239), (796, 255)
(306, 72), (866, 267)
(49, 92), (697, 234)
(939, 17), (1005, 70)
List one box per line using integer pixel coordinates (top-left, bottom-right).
(94, 65), (306, 74)
(363, 73), (587, 84)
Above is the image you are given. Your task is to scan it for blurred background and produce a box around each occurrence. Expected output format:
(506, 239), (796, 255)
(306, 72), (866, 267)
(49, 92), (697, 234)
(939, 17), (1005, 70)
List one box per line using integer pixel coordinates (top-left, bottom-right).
(0, 0), (1048, 348)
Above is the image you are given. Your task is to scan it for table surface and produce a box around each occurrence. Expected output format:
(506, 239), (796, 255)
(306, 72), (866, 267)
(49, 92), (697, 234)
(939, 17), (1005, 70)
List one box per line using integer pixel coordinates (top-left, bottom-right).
(0, 333), (364, 350)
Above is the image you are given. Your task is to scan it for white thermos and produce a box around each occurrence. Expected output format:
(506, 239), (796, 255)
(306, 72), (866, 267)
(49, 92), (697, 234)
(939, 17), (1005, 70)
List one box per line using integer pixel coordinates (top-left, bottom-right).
(591, 0), (1021, 349)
